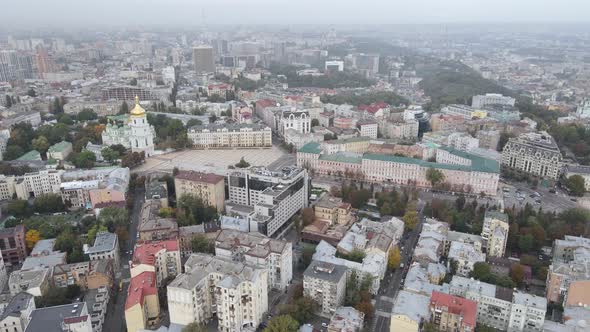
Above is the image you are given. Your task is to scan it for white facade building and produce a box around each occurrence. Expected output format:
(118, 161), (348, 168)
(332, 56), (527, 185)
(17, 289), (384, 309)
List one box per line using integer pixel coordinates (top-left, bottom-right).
(508, 293), (547, 332)
(167, 254), (268, 332)
(481, 211), (509, 258)
(303, 261), (347, 318)
(280, 110), (311, 136)
(472, 93), (516, 109)
(501, 131), (562, 180)
(84, 232), (120, 270)
(101, 97), (155, 157)
(188, 123), (272, 148)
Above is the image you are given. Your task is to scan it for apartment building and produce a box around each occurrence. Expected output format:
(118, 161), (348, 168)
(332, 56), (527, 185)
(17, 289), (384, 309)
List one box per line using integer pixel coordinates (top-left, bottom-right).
(0, 292), (35, 332)
(447, 132), (479, 151)
(448, 241), (486, 277)
(85, 232), (120, 270)
(25, 302), (92, 332)
(187, 123), (272, 149)
(430, 113), (467, 132)
(379, 119), (419, 139)
(546, 236), (590, 304)
(47, 141), (72, 161)
(508, 293), (547, 332)
(441, 104), (487, 120)
(327, 307), (365, 332)
(174, 170), (225, 212)
(303, 261), (347, 318)
(226, 166), (308, 236)
(357, 120), (378, 139)
(125, 271), (159, 332)
(472, 93), (516, 109)
(314, 195), (352, 226)
(131, 240), (181, 287)
(14, 170), (63, 199)
(137, 199), (179, 241)
(167, 253), (268, 332)
(501, 131), (562, 180)
(0, 224), (27, 266)
(214, 229), (292, 291)
(298, 143), (500, 196)
(481, 211), (509, 258)
(52, 259), (114, 290)
(280, 109), (311, 136)
(390, 290), (430, 332)
(429, 291), (477, 332)
(59, 180), (99, 209)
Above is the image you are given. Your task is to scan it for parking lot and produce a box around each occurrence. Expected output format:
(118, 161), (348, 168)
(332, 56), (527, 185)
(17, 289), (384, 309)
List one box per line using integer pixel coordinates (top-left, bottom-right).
(133, 146), (287, 174)
(499, 182), (578, 212)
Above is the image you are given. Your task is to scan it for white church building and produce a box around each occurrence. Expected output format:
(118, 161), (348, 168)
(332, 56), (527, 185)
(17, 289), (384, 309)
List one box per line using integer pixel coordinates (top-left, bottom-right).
(102, 97), (156, 157)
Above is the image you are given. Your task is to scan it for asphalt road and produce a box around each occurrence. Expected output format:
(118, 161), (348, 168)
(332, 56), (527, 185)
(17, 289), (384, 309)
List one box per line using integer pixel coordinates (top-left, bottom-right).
(371, 200), (425, 332)
(103, 187), (145, 332)
(500, 182), (578, 213)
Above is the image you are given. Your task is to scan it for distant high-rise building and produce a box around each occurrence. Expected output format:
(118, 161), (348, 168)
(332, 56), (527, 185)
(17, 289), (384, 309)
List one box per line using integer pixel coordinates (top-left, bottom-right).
(212, 39), (229, 57)
(0, 50), (36, 82)
(192, 45), (215, 74)
(35, 46), (57, 79)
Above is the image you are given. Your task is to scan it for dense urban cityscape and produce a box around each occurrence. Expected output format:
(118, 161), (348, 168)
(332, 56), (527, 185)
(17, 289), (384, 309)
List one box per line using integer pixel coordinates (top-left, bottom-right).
(0, 2), (589, 332)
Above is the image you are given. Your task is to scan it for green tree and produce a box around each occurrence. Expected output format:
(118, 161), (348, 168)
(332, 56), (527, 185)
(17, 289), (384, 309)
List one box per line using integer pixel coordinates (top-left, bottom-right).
(119, 101), (129, 115)
(73, 150), (96, 169)
(565, 175), (586, 196)
(27, 88), (36, 97)
(280, 297), (317, 324)
(58, 114), (73, 125)
(518, 234), (534, 253)
(5, 199), (29, 216)
(186, 119), (203, 128)
(511, 263), (526, 285)
(86, 224), (108, 244)
(101, 147), (120, 163)
(33, 194), (65, 213)
(97, 207), (129, 231)
(177, 194), (218, 226)
(264, 315), (299, 332)
(191, 234), (214, 254)
(182, 322), (207, 332)
(311, 118), (320, 127)
(130, 78), (138, 86)
(235, 157), (250, 168)
(77, 109), (97, 121)
(402, 204), (419, 231)
(32, 136), (50, 155)
(426, 168), (445, 187)
(3, 145), (24, 160)
(388, 246), (401, 271)
(301, 207), (315, 227)
(470, 262), (492, 281)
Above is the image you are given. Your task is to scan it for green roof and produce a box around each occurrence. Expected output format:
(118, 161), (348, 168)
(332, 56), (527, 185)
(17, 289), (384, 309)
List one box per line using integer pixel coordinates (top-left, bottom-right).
(17, 150), (41, 161)
(363, 148), (499, 174)
(298, 142), (322, 154)
(48, 141), (72, 153)
(329, 136), (371, 145)
(319, 152), (362, 164)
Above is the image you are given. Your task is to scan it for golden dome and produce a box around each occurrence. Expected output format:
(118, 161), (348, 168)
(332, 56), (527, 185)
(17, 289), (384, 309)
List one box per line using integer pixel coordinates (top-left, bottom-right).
(130, 96), (146, 116)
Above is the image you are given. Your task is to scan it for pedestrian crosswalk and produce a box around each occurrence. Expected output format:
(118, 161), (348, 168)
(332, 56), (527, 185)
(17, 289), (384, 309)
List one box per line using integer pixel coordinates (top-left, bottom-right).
(379, 295), (395, 303)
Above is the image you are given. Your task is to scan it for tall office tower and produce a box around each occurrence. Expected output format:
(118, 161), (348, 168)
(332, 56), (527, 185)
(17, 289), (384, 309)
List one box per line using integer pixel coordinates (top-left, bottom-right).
(192, 45), (215, 74)
(35, 46), (57, 79)
(212, 39), (229, 57)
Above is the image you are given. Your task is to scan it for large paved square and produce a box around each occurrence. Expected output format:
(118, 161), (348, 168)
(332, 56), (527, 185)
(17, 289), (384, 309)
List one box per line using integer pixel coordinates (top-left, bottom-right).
(133, 146), (288, 174)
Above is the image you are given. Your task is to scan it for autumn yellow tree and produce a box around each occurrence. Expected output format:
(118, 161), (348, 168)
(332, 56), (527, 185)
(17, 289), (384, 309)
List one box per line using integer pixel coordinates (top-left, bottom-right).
(388, 246), (401, 271)
(25, 229), (41, 250)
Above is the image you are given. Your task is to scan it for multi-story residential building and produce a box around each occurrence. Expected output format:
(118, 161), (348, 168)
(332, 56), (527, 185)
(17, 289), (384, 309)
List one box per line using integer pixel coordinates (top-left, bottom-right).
(214, 229), (292, 291)
(187, 123), (272, 149)
(13, 170), (63, 199)
(167, 253), (268, 332)
(131, 240), (181, 287)
(390, 290), (430, 332)
(226, 166), (309, 236)
(441, 104), (487, 120)
(472, 93), (516, 109)
(430, 113), (466, 132)
(303, 261), (347, 318)
(481, 211), (509, 258)
(501, 131), (562, 180)
(356, 120), (378, 139)
(429, 291), (477, 332)
(546, 236), (590, 304)
(8, 268), (49, 297)
(0, 292), (35, 332)
(448, 241), (486, 277)
(59, 180), (99, 210)
(101, 86), (161, 101)
(284, 128), (325, 149)
(47, 141), (72, 161)
(174, 170), (225, 212)
(314, 195), (352, 225)
(477, 130), (501, 150)
(193, 45), (215, 74)
(450, 276), (514, 330)
(508, 292), (547, 332)
(298, 143), (500, 196)
(52, 259), (114, 290)
(25, 302), (92, 332)
(85, 232), (120, 270)
(379, 119), (419, 139)
(0, 224), (27, 266)
(84, 286), (109, 332)
(280, 109), (311, 136)
(0, 111), (41, 128)
(327, 307), (365, 332)
(125, 271), (159, 332)
(137, 199), (179, 241)
(0, 175), (16, 200)
(447, 132), (479, 151)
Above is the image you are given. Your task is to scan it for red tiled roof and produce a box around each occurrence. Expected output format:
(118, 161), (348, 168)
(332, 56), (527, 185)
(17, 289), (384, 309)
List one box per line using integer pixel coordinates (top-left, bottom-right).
(125, 271), (157, 310)
(256, 99), (276, 109)
(208, 84), (231, 90)
(132, 239), (179, 266)
(63, 315), (88, 324)
(358, 102), (389, 114)
(175, 170), (224, 184)
(430, 291), (477, 328)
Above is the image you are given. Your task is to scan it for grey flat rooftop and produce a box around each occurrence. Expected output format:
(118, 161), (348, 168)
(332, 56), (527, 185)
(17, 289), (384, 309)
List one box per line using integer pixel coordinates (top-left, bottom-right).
(0, 292), (33, 320)
(86, 232), (117, 254)
(25, 302), (87, 332)
(303, 260), (347, 283)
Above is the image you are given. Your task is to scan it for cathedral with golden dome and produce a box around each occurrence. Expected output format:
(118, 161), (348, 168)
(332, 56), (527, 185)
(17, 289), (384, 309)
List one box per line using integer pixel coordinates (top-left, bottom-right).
(101, 97), (156, 157)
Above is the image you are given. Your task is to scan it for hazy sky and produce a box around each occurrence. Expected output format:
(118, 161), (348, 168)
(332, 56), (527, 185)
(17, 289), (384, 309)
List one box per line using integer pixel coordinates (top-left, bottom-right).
(2, 0), (590, 27)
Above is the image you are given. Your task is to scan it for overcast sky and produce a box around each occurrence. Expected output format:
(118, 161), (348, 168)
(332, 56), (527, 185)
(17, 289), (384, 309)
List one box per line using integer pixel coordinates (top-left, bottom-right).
(2, 0), (590, 27)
